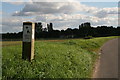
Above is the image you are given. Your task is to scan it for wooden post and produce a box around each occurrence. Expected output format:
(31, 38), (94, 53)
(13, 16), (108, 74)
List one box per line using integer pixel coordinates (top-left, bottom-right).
(22, 22), (35, 61)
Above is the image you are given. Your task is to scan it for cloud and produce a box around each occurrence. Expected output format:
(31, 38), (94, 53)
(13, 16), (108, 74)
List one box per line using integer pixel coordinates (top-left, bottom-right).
(0, 11), (2, 15)
(33, 13), (118, 30)
(2, 1), (118, 33)
(2, 15), (36, 33)
(94, 10), (108, 18)
(93, 7), (118, 18)
(3, 0), (119, 2)
(12, 2), (82, 16)
(2, 12), (118, 33)
(12, 1), (118, 19)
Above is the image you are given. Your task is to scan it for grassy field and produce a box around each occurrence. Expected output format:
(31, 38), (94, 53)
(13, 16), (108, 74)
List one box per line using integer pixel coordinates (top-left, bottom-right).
(2, 36), (118, 79)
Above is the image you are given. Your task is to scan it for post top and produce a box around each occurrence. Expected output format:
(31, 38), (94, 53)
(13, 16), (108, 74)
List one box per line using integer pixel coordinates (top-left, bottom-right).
(23, 21), (33, 23)
(23, 21), (35, 25)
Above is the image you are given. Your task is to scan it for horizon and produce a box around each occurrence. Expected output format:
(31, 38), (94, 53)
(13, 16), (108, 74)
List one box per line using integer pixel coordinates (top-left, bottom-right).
(1, 21), (119, 34)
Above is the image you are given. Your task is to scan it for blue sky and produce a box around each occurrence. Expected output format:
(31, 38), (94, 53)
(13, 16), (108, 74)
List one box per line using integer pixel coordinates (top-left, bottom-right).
(2, 2), (24, 14)
(1, 1), (118, 33)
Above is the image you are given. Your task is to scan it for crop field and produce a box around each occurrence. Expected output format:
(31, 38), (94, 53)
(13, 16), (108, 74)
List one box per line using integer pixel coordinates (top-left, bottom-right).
(2, 36), (118, 79)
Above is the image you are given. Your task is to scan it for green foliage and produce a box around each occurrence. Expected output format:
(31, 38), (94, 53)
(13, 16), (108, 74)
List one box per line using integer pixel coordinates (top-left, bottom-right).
(2, 36), (118, 79)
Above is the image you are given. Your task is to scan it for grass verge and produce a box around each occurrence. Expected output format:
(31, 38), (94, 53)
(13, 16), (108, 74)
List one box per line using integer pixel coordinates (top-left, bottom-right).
(2, 36), (118, 79)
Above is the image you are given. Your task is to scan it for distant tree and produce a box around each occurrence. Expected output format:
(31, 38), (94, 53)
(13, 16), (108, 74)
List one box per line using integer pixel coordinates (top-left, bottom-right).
(65, 28), (73, 35)
(42, 28), (47, 32)
(2, 22), (120, 39)
(47, 23), (53, 32)
(79, 22), (92, 37)
(72, 28), (79, 38)
(50, 23), (53, 30)
(35, 22), (43, 33)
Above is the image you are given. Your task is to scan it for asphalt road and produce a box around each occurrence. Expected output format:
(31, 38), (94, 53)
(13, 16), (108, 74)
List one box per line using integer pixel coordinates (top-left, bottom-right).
(93, 38), (119, 78)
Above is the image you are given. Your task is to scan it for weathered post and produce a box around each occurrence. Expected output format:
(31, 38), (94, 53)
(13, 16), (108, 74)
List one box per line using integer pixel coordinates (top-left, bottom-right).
(22, 22), (35, 61)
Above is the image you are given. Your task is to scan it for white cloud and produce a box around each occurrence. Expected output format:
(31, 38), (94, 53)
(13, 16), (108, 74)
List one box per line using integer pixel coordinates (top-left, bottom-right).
(2, 0), (119, 2)
(0, 11), (2, 15)
(33, 13), (118, 30)
(2, 1), (118, 33)
(12, 2), (118, 19)
(2, 12), (118, 33)
(12, 2), (82, 16)
(93, 7), (118, 18)
(94, 10), (108, 18)
(2, 16), (36, 33)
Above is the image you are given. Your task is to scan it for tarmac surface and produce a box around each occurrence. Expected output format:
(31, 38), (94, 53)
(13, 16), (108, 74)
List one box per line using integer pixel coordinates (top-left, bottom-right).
(93, 38), (119, 78)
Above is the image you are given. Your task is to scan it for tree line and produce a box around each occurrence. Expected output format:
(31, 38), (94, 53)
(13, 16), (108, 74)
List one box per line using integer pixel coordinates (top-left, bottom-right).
(2, 22), (120, 40)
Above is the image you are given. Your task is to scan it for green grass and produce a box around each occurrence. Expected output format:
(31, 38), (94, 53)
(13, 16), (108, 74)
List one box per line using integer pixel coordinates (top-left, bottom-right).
(2, 36), (118, 79)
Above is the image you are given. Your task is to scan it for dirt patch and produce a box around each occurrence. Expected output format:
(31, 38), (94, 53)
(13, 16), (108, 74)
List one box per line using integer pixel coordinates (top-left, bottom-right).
(1, 41), (22, 47)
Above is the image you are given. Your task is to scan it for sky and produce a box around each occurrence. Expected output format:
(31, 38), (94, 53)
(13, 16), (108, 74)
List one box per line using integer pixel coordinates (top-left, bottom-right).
(1, 0), (119, 33)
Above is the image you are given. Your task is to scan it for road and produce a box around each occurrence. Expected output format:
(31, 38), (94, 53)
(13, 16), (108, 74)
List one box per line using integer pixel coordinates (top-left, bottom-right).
(93, 38), (119, 78)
